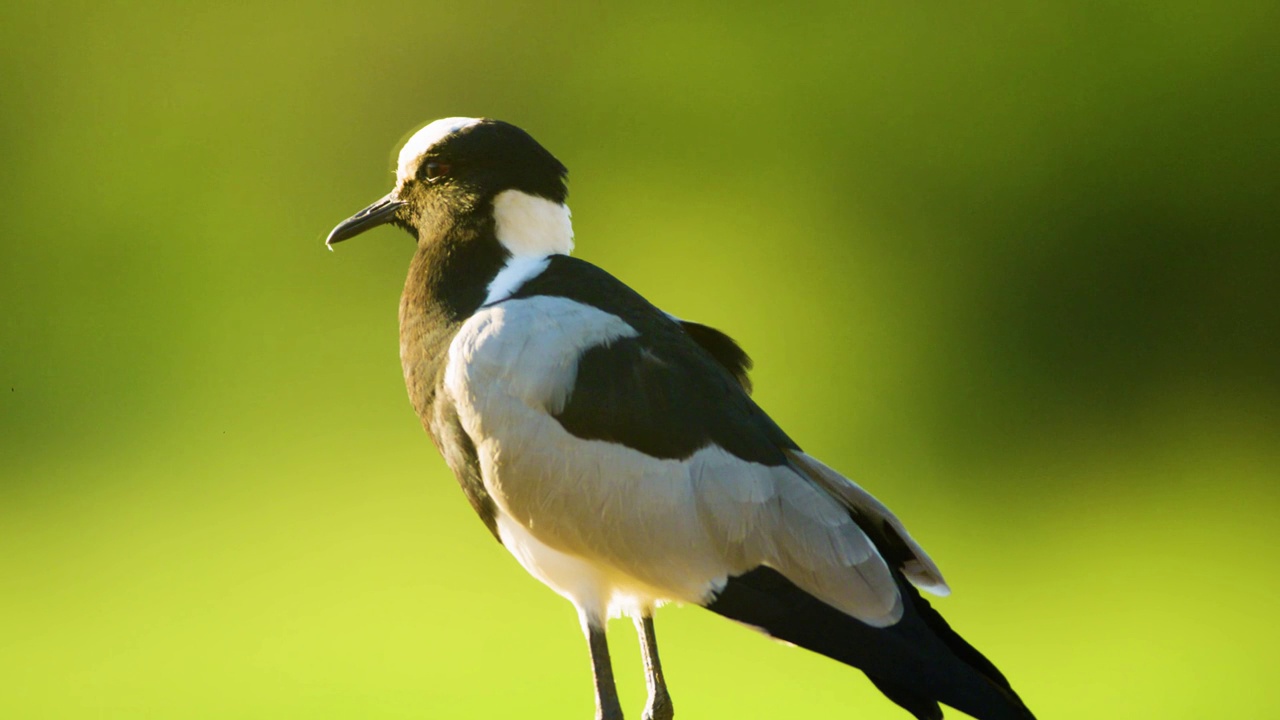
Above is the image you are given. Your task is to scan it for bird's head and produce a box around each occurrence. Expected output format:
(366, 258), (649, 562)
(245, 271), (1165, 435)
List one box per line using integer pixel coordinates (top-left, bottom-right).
(326, 117), (571, 255)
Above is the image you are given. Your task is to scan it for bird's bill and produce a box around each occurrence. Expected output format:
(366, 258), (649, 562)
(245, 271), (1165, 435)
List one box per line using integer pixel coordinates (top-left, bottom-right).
(325, 192), (406, 247)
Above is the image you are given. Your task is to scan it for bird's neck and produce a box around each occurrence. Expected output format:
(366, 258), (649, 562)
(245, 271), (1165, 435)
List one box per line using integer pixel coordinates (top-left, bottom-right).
(401, 192), (573, 326)
(398, 219), (506, 418)
(398, 194), (574, 423)
(402, 222), (509, 325)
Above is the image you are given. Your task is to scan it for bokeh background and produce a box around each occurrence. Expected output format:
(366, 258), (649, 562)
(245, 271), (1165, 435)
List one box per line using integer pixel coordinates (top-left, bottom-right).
(3, 2), (1277, 718)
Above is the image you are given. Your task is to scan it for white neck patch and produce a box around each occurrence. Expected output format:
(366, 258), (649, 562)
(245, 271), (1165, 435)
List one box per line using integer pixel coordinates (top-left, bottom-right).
(492, 189), (574, 258)
(483, 190), (573, 306)
(395, 117), (482, 185)
(483, 255), (551, 306)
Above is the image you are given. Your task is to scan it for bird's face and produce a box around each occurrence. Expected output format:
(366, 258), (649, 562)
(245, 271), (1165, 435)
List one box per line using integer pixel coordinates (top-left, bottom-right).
(326, 117), (569, 249)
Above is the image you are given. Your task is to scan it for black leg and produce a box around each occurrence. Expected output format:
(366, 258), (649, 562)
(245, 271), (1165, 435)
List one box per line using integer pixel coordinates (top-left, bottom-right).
(635, 613), (674, 720)
(581, 612), (624, 720)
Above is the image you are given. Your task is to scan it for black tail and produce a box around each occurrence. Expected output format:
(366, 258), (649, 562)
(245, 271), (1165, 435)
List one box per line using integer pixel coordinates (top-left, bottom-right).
(704, 566), (1035, 720)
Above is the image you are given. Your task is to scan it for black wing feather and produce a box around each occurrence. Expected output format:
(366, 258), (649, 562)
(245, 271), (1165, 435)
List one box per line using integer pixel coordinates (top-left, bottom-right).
(679, 320), (754, 393)
(509, 256), (795, 465)
(706, 567), (1034, 720)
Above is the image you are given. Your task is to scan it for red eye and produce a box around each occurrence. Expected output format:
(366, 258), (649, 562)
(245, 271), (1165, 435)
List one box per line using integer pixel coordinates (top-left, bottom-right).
(424, 161), (450, 181)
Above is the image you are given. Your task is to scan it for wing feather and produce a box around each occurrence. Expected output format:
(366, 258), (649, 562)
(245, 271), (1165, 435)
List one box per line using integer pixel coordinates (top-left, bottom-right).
(689, 447), (903, 626)
(786, 449), (950, 596)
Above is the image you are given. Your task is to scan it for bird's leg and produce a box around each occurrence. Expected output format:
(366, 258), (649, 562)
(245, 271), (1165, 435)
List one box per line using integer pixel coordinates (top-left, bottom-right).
(581, 612), (624, 720)
(634, 613), (674, 720)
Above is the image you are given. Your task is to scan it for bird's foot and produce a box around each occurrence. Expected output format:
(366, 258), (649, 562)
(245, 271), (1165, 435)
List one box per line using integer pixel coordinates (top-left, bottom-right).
(642, 691), (674, 720)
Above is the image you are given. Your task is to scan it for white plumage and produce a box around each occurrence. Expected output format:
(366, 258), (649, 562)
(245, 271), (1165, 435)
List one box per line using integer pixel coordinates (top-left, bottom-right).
(395, 117), (482, 185)
(492, 189), (574, 257)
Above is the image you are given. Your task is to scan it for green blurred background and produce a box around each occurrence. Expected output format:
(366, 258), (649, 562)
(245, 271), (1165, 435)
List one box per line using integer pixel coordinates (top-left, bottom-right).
(3, 2), (1277, 718)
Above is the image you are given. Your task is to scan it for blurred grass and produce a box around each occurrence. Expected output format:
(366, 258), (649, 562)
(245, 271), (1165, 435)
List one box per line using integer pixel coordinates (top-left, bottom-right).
(2, 1), (1278, 718)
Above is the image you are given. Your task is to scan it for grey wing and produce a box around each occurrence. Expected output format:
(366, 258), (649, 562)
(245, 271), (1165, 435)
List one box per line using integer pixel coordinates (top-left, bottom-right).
(689, 448), (907, 626)
(786, 449), (950, 596)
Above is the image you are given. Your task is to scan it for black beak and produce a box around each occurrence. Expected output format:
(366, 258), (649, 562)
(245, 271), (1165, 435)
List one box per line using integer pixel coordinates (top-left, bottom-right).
(325, 192), (406, 248)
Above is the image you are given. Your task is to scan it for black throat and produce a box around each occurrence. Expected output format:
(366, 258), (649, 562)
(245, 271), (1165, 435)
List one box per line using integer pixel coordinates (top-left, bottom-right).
(398, 211), (509, 421)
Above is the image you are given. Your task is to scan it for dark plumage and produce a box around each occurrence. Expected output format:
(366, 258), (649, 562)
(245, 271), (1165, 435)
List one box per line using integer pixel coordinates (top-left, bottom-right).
(511, 255), (794, 465)
(707, 564), (1030, 720)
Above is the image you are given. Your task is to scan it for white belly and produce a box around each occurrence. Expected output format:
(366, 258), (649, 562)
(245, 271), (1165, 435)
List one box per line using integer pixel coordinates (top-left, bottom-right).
(495, 512), (681, 620)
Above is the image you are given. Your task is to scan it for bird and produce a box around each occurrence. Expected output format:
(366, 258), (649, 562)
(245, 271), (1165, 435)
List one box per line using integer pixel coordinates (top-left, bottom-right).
(326, 117), (1036, 720)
